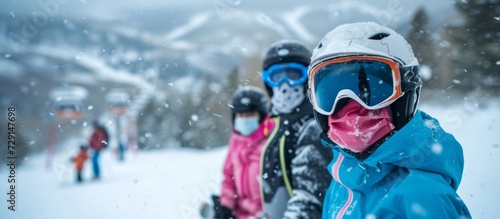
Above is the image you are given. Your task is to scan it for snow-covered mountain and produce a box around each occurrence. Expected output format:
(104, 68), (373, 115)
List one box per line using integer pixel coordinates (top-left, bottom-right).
(0, 1), (456, 80)
(0, 0), (457, 150)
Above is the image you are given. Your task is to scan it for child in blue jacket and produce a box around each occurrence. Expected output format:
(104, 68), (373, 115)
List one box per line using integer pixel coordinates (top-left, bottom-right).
(307, 22), (471, 218)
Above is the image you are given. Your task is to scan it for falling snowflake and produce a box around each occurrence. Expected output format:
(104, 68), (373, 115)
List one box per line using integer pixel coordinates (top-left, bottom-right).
(411, 203), (428, 216)
(423, 119), (438, 130)
(191, 114), (199, 122)
(431, 143), (443, 155)
(365, 214), (376, 219)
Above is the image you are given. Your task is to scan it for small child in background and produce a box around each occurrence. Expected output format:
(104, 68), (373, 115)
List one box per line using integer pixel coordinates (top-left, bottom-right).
(71, 145), (89, 183)
(217, 86), (275, 219)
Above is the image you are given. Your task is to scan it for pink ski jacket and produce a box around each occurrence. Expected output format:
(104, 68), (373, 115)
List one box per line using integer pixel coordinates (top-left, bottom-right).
(220, 116), (275, 219)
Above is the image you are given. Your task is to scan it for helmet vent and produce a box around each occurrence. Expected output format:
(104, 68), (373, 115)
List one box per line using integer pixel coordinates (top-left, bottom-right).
(368, 33), (390, 40)
(241, 97), (251, 105)
(317, 42), (323, 49)
(277, 48), (290, 56)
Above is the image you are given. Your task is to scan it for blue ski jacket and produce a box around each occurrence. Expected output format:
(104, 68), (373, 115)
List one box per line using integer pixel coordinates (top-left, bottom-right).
(322, 111), (471, 218)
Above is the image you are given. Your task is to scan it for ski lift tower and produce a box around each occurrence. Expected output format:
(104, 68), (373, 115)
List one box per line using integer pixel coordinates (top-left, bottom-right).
(105, 89), (129, 161)
(47, 85), (88, 168)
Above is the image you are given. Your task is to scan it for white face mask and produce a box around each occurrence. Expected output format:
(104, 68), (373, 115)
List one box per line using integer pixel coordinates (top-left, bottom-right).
(271, 83), (305, 114)
(234, 116), (260, 136)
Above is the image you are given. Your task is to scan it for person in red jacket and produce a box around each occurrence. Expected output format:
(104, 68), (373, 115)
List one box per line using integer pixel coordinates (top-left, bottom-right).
(71, 145), (89, 183)
(216, 86), (275, 219)
(88, 121), (108, 179)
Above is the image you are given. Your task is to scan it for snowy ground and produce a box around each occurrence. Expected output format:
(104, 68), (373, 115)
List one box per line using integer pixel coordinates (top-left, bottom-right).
(1, 99), (499, 219)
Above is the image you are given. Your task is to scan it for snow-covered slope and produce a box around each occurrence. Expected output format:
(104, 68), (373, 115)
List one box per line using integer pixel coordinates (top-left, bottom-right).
(0, 99), (498, 219)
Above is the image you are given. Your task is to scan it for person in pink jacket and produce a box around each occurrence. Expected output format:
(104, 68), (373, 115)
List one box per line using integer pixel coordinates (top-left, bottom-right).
(217, 86), (275, 219)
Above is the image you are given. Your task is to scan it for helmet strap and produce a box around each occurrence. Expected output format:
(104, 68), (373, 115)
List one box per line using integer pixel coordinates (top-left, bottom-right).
(400, 65), (422, 92)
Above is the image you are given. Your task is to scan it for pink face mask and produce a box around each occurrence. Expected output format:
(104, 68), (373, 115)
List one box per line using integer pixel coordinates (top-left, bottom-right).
(327, 100), (395, 153)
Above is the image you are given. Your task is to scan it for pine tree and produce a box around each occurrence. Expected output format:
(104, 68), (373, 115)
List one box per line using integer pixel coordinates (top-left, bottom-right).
(241, 54), (267, 90)
(406, 7), (443, 90)
(446, 0), (500, 93)
(226, 66), (240, 95)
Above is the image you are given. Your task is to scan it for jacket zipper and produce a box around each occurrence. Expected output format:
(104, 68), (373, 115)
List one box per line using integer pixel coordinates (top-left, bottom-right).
(259, 117), (280, 207)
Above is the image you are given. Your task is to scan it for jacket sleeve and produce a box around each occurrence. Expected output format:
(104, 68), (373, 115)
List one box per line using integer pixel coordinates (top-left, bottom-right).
(375, 170), (472, 219)
(283, 121), (333, 219)
(89, 130), (102, 149)
(219, 141), (237, 210)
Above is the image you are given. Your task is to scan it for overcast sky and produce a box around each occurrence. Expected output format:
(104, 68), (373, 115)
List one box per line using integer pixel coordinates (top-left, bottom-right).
(1, 0), (207, 19)
(2, 0), (454, 21)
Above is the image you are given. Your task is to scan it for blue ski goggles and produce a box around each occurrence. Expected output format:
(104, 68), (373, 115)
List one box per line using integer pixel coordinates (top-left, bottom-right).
(309, 56), (404, 115)
(262, 62), (308, 87)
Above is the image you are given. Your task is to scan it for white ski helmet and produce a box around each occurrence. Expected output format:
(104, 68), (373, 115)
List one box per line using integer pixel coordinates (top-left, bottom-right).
(310, 22), (419, 67)
(309, 22), (422, 131)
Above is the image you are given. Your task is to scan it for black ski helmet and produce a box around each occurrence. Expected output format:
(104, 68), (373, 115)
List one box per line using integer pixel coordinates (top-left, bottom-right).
(262, 39), (312, 96)
(229, 86), (269, 124)
(309, 22), (422, 132)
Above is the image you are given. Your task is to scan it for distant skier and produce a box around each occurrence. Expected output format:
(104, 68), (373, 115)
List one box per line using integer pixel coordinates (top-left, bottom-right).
(88, 120), (108, 180)
(216, 86), (275, 219)
(258, 39), (332, 219)
(308, 22), (472, 218)
(70, 145), (89, 183)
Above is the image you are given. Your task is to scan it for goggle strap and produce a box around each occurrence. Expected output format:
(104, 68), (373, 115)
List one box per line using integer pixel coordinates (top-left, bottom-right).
(400, 65), (422, 92)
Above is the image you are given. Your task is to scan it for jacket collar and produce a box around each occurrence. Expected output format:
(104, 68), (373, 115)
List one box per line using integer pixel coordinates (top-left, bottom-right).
(329, 111), (464, 190)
